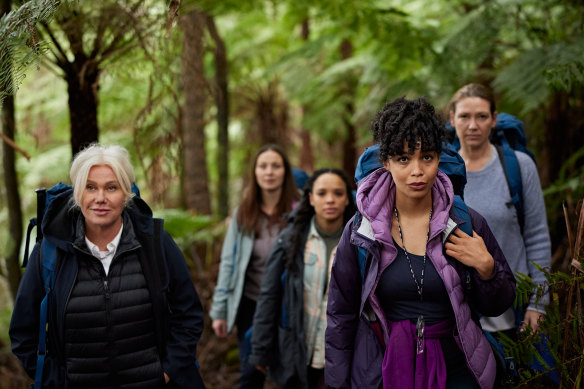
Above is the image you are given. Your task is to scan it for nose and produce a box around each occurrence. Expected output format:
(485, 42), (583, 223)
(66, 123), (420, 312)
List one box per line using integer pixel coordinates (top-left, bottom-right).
(468, 117), (478, 130)
(411, 160), (423, 176)
(95, 189), (106, 203)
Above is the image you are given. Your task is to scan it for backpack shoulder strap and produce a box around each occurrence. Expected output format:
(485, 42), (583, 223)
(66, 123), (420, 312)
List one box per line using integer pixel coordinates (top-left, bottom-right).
(138, 219), (168, 356)
(34, 238), (57, 389)
(451, 195), (473, 237)
(494, 142), (525, 232)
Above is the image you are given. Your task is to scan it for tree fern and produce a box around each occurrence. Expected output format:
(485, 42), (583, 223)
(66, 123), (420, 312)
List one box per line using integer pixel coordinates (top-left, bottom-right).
(0, 0), (63, 104)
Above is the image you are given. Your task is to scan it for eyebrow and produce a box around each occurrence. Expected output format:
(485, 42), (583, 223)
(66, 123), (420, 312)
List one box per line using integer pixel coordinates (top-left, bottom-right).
(86, 180), (120, 185)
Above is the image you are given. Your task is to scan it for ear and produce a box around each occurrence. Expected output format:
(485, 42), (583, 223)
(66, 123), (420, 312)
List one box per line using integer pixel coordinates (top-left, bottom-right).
(383, 160), (391, 173)
(309, 192), (315, 207)
(449, 110), (455, 127)
(491, 111), (498, 128)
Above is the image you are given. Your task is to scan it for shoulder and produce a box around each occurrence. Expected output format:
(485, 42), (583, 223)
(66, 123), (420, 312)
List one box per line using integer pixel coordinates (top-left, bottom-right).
(513, 150), (542, 187)
(277, 222), (306, 246)
(514, 150), (537, 170)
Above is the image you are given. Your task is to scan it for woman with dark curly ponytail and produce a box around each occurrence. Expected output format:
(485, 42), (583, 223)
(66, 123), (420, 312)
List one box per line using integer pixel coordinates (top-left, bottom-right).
(249, 169), (356, 389)
(325, 97), (516, 389)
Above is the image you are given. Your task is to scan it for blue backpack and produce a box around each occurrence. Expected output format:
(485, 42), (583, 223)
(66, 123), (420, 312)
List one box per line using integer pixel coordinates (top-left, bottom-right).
(446, 113), (535, 232)
(22, 183), (73, 389)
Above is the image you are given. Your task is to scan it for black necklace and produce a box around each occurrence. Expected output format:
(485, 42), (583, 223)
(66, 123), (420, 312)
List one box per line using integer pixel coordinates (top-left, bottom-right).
(393, 207), (433, 302)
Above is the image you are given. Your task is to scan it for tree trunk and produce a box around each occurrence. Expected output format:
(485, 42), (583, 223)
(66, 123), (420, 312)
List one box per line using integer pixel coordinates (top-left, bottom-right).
(542, 89), (584, 251)
(181, 10), (211, 214)
(256, 80), (289, 148)
(206, 14), (229, 219)
(299, 18), (314, 174)
(65, 62), (99, 156)
(340, 39), (357, 189)
(1, 0), (23, 301)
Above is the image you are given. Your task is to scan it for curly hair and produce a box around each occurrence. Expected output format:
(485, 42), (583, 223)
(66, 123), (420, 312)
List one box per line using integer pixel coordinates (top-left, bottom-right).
(284, 168), (357, 273)
(371, 96), (445, 163)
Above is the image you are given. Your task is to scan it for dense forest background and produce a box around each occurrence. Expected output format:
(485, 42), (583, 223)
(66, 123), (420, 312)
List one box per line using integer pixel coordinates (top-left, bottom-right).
(1, 0), (584, 387)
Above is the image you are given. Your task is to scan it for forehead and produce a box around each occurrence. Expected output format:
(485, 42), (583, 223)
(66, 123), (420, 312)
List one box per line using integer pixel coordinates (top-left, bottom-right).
(87, 165), (118, 181)
(313, 173), (345, 190)
(455, 97), (491, 113)
(256, 150), (283, 165)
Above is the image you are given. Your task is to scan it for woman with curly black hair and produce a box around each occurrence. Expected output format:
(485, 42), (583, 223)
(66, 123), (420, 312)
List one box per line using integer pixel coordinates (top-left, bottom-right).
(325, 96), (516, 389)
(249, 168), (357, 389)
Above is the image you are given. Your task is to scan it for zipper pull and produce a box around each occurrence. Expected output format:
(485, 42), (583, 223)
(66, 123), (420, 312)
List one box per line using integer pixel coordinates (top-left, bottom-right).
(104, 280), (111, 299)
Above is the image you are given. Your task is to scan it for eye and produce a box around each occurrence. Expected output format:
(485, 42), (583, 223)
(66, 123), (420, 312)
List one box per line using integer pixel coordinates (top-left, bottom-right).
(107, 185), (118, 191)
(397, 155), (409, 163)
(423, 154), (434, 161)
(334, 190), (345, 197)
(458, 114), (469, 120)
(479, 114), (489, 120)
(86, 184), (95, 191)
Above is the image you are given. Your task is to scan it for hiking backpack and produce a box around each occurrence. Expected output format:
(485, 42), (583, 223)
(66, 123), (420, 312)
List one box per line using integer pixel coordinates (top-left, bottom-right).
(21, 183), (73, 388)
(446, 112), (535, 232)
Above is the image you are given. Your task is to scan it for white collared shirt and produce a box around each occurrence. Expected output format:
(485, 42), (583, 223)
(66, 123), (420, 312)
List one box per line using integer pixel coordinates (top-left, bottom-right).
(85, 224), (123, 276)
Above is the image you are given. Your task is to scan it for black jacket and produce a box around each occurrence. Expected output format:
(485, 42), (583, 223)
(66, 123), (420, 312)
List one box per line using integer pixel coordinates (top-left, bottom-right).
(9, 192), (205, 389)
(249, 222), (311, 389)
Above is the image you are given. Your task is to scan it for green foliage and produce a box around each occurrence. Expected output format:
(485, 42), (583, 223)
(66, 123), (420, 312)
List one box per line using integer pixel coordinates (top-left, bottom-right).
(0, 0), (63, 101)
(500, 261), (584, 387)
(0, 306), (13, 345)
(153, 208), (217, 250)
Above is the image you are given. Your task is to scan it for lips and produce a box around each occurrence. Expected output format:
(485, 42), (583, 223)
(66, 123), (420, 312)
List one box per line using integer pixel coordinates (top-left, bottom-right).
(92, 209), (110, 216)
(408, 183), (426, 190)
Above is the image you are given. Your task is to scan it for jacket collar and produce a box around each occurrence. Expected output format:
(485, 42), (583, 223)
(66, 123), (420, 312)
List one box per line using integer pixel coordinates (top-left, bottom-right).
(354, 169), (462, 244)
(44, 191), (154, 252)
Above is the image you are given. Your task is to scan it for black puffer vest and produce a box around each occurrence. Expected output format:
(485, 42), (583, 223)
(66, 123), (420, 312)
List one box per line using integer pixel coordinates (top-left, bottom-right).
(64, 219), (164, 389)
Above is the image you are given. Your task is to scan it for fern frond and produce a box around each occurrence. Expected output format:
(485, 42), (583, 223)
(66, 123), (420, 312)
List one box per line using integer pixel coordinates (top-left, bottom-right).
(0, 0), (64, 104)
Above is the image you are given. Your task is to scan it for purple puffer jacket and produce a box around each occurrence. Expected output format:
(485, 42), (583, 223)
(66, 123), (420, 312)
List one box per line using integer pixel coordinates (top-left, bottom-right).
(325, 169), (515, 389)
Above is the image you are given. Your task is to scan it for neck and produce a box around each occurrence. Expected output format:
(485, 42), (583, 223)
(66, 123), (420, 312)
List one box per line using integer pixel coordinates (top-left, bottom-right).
(261, 187), (282, 215)
(394, 193), (433, 218)
(85, 220), (122, 251)
(315, 216), (343, 234)
(459, 142), (492, 172)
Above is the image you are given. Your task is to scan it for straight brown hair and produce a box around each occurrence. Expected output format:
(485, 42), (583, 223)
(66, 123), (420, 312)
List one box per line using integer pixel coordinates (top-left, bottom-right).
(237, 144), (300, 234)
(448, 83), (496, 115)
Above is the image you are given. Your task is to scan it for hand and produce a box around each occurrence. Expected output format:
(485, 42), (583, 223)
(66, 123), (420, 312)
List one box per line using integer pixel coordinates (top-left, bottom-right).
(164, 372), (170, 384)
(212, 319), (228, 338)
(256, 365), (267, 374)
(521, 310), (545, 333)
(445, 229), (495, 279)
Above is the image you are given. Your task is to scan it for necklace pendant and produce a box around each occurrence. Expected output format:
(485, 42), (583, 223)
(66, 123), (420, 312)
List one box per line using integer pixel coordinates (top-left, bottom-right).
(416, 315), (425, 355)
